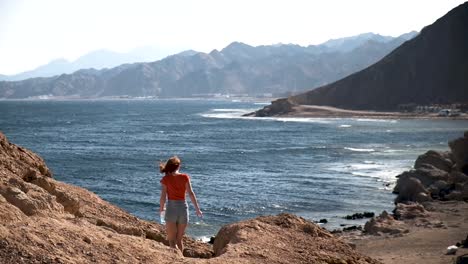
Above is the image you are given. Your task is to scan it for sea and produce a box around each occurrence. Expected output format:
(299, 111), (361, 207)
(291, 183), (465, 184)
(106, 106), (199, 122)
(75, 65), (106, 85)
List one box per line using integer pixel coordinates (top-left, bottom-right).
(1, 99), (467, 240)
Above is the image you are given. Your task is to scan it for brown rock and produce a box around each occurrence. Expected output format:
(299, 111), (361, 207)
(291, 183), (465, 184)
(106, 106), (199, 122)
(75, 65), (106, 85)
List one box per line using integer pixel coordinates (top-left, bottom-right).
(393, 203), (428, 220)
(214, 213), (379, 263)
(364, 211), (408, 235)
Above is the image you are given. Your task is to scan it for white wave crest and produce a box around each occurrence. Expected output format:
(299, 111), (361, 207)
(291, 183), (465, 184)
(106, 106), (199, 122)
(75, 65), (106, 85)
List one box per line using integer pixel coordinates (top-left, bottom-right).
(344, 147), (375, 152)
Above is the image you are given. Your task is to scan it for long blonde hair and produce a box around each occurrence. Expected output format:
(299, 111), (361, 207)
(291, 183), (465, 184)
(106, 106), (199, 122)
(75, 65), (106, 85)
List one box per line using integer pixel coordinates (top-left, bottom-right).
(159, 156), (181, 173)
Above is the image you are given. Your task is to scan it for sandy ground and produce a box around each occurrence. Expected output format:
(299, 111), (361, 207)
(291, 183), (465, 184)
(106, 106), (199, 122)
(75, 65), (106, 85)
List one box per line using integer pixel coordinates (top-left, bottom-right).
(344, 201), (468, 264)
(282, 105), (468, 119)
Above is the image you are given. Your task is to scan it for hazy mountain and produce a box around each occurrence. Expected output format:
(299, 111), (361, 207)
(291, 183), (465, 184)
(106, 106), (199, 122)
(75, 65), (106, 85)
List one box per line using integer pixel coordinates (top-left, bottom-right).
(0, 32), (417, 99)
(319, 32), (394, 52)
(262, 3), (468, 112)
(0, 47), (188, 81)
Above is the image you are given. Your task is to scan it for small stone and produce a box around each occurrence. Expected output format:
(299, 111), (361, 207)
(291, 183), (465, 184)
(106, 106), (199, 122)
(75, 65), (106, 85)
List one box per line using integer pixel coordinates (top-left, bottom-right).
(83, 237), (91, 244)
(447, 245), (458, 255)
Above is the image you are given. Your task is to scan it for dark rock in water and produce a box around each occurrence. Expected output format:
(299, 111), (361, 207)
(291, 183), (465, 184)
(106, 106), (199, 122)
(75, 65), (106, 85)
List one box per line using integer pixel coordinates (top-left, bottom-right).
(343, 225), (362, 232)
(414, 150), (453, 172)
(248, 98), (295, 117)
(319, 219), (328, 224)
(344, 212), (375, 220)
(363, 212), (375, 218)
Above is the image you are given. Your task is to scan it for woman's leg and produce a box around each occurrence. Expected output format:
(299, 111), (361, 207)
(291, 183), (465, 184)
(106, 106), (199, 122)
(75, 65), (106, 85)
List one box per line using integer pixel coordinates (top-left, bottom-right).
(176, 223), (187, 253)
(166, 222), (177, 248)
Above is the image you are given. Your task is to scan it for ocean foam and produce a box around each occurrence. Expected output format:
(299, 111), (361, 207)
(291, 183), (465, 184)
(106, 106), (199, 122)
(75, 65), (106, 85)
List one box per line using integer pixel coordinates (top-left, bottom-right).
(344, 147), (375, 152)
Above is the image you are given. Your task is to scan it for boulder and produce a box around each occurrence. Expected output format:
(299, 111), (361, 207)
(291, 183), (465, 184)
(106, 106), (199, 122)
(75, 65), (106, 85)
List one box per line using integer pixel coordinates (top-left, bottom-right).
(393, 203), (428, 220)
(394, 168), (448, 193)
(449, 131), (468, 171)
(364, 211), (408, 235)
(449, 171), (468, 184)
(428, 180), (451, 198)
(394, 177), (432, 204)
(414, 150), (453, 172)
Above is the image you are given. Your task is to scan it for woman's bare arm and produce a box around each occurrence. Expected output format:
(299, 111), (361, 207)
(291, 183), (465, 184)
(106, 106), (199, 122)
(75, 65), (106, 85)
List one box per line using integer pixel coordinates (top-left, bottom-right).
(186, 180), (203, 217)
(160, 184), (167, 213)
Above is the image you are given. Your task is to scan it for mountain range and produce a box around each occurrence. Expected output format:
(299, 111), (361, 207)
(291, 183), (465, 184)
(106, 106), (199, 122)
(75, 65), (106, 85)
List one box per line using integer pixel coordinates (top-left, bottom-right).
(0, 32), (417, 99)
(255, 2), (468, 113)
(0, 46), (189, 82)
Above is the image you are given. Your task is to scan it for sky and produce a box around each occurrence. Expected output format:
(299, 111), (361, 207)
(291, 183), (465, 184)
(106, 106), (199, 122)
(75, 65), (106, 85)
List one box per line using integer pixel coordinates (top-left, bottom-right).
(0, 0), (465, 75)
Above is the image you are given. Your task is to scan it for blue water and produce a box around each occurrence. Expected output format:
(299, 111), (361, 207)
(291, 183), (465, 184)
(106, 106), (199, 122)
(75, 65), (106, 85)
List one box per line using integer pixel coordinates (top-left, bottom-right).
(1, 99), (467, 239)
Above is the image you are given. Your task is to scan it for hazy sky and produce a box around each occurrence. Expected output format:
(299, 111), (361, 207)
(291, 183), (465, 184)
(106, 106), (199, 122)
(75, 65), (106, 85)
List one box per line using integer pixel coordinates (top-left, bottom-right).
(0, 0), (465, 75)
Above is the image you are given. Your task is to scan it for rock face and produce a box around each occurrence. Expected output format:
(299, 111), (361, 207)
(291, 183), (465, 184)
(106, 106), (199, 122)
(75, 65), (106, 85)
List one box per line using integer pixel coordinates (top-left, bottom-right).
(257, 2), (468, 114)
(0, 131), (379, 263)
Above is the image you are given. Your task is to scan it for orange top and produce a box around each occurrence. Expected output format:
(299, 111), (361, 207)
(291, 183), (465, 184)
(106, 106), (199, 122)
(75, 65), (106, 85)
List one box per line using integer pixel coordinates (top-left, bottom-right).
(160, 173), (190, 200)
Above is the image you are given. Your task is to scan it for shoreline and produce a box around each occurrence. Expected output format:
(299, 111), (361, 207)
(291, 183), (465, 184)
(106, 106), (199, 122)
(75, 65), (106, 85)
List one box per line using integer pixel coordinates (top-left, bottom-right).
(249, 104), (468, 120)
(343, 200), (468, 264)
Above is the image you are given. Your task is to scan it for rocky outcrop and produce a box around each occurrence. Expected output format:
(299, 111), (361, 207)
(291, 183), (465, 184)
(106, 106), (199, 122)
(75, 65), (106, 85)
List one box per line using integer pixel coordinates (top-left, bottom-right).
(0, 132), (212, 262)
(1, 131), (379, 263)
(393, 131), (468, 203)
(364, 211), (409, 235)
(213, 213), (379, 263)
(414, 150), (453, 172)
(362, 132), (468, 239)
(245, 98), (296, 117)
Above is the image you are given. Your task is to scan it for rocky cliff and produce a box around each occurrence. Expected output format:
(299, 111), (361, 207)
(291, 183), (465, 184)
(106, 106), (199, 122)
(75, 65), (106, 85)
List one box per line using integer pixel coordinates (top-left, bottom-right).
(0, 34), (412, 99)
(255, 2), (468, 115)
(0, 132), (379, 263)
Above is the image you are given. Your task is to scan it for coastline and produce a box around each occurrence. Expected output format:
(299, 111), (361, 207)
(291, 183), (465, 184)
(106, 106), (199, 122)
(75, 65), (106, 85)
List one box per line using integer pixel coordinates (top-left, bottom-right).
(248, 103), (468, 120)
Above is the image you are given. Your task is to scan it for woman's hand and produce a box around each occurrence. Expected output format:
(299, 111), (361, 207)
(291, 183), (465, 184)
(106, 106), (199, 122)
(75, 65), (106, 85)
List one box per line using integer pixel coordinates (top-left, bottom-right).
(196, 208), (203, 218)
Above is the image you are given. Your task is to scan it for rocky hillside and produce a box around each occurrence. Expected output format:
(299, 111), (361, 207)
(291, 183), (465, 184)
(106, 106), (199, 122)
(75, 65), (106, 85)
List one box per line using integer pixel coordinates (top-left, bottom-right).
(0, 33), (414, 99)
(0, 132), (379, 263)
(255, 2), (468, 114)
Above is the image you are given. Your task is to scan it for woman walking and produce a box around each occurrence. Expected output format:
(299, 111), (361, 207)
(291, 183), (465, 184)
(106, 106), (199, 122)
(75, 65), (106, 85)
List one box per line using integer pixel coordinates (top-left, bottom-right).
(159, 156), (202, 253)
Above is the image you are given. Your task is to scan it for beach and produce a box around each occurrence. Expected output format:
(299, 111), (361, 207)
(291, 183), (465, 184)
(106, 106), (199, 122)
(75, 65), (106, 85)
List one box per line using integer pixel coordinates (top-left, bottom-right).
(282, 104), (468, 120)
